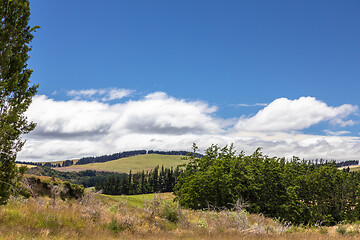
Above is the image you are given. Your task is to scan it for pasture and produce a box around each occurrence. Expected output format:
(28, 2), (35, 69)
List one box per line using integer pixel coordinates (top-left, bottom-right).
(56, 154), (189, 173)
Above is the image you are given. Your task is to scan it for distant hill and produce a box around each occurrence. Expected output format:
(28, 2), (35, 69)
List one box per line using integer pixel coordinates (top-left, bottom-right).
(16, 159), (80, 167)
(55, 154), (189, 173)
(17, 149), (202, 168)
(338, 164), (360, 172)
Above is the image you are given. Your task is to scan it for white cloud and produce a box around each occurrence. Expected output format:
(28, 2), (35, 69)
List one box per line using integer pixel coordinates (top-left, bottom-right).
(234, 97), (358, 132)
(237, 103), (268, 107)
(104, 89), (134, 101)
(67, 89), (100, 98)
(27, 95), (116, 136)
(19, 94), (360, 162)
(20, 92), (225, 161)
(323, 130), (350, 136)
(67, 88), (134, 101)
(111, 92), (223, 135)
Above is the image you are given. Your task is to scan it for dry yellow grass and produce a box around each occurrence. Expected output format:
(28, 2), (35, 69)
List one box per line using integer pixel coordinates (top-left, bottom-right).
(338, 165), (360, 172)
(0, 192), (359, 240)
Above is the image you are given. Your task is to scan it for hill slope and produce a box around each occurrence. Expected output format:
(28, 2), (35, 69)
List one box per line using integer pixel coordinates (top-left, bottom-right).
(56, 154), (189, 173)
(338, 165), (360, 172)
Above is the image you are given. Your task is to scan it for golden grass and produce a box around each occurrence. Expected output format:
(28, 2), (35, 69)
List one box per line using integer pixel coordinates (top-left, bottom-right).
(57, 154), (189, 173)
(338, 165), (360, 172)
(16, 163), (36, 168)
(0, 192), (359, 240)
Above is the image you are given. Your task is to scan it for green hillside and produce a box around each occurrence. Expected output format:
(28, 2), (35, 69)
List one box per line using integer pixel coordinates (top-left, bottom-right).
(57, 154), (189, 173)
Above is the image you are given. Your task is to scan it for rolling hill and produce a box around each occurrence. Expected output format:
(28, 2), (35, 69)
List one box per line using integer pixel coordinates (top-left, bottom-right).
(55, 154), (189, 173)
(338, 164), (360, 172)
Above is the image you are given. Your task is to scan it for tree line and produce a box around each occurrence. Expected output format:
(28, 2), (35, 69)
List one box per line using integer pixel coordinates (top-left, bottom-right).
(95, 165), (183, 195)
(26, 164), (184, 195)
(174, 144), (360, 226)
(336, 160), (359, 168)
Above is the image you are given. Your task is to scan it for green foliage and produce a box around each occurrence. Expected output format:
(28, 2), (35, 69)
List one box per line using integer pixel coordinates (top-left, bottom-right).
(161, 203), (179, 223)
(24, 176), (84, 199)
(336, 225), (347, 235)
(107, 218), (133, 233)
(319, 227), (328, 234)
(175, 144), (360, 226)
(0, 0), (39, 204)
(26, 166), (125, 187)
(108, 219), (122, 233)
(95, 165), (183, 195)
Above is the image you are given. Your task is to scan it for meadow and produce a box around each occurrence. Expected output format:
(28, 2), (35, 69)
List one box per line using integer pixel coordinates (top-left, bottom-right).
(1, 191), (359, 240)
(56, 154), (189, 173)
(11, 152), (360, 239)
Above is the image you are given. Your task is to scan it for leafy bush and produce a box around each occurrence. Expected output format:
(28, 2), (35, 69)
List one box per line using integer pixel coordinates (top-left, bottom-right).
(161, 203), (179, 223)
(336, 225), (347, 235)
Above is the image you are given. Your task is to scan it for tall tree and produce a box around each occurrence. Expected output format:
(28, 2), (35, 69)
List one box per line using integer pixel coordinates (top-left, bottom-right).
(0, 0), (38, 204)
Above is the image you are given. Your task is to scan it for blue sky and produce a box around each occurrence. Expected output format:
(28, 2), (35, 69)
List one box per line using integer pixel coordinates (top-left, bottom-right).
(20, 1), (360, 161)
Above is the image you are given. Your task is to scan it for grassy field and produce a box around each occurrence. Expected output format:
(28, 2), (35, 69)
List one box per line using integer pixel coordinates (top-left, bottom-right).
(56, 154), (189, 173)
(102, 192), (175, 207)
(338, 165), (360, 172)
(1, 191), (358, 240)
(16, 163), (37, 169)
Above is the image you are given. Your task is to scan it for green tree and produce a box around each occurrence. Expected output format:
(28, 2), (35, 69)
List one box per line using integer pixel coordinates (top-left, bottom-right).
(175, 144), (360, 225)
(0, 0), (38, 204)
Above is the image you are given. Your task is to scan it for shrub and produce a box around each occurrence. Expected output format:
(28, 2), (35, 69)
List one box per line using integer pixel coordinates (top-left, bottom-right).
(107, 218), (133, 233)
(161, 203), (179, 223)
(336, 225), (347, 235)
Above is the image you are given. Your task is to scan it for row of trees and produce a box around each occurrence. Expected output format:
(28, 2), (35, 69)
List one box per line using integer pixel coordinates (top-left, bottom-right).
(148, 150), (203, 158)
(336, 160), (359, 168)
(75, 150), (147, 165)
(175, 145), (360, 226)
(95, 165), (183, 195)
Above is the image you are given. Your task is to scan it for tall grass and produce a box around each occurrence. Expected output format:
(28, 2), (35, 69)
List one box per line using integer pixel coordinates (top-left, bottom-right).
(0, 192), (359, 239)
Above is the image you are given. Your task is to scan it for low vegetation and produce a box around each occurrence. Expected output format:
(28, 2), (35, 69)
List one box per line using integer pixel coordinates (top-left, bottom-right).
(26, 166), (126, 188)
(22, 175), (84, 200)
(1, 191), (358, 240)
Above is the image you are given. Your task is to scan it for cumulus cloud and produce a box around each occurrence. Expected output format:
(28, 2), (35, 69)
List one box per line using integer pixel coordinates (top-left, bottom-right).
(20, 92), (226, 161)
(18, 93), (360, 162)
(111, 92), (224, 135)
(67, 88), (134, 101)
(27, 95), (116, 137)
(234, 97), (358, 132)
